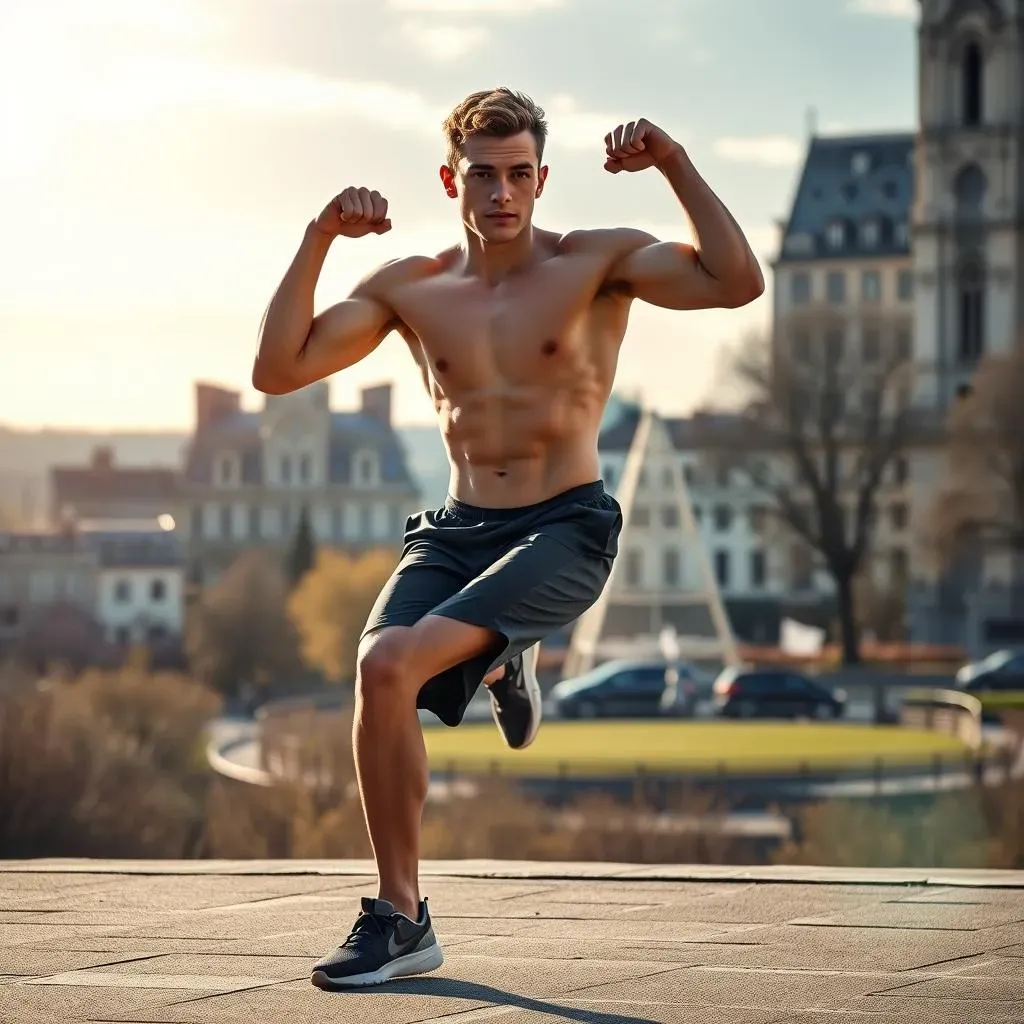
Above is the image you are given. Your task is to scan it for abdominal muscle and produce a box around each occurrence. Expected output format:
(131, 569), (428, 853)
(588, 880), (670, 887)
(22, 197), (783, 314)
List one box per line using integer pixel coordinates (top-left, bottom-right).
(437, 378), (608, 508)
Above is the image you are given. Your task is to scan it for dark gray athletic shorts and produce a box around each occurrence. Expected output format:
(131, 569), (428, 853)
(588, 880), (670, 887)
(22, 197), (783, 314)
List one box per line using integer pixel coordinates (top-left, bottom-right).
(361, 480), (622, 727)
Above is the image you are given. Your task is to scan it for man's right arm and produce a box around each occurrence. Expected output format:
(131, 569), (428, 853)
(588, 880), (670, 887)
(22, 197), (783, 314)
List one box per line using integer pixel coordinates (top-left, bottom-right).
(252, 188), (398, 395)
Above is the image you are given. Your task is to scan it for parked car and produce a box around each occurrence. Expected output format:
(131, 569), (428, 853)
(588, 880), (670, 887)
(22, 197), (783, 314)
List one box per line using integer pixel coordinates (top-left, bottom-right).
(712, 667), (846, 720)
(550, 659), (702, 719)
(955, 650), (1024, 693)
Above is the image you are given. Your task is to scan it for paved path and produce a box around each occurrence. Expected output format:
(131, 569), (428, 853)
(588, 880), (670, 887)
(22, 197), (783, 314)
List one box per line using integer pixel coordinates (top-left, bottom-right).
(2, 860), (1023, 1023)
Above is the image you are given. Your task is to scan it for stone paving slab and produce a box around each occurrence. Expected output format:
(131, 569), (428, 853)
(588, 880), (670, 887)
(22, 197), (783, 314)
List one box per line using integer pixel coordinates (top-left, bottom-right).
(1, 861), (1022, 1023)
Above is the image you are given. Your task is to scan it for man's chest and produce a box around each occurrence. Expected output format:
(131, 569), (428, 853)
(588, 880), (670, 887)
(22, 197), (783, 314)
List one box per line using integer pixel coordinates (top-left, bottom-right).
(390, 256), (614, 380)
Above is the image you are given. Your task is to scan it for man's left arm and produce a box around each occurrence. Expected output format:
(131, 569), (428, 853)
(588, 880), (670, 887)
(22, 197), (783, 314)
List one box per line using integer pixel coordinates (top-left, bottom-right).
(601, 119), (765, 310)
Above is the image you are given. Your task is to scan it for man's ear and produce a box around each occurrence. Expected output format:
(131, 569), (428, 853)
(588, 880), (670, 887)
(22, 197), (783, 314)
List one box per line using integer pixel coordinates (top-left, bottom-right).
(536, 164), (549, 198)
(439, 165), (458, 198)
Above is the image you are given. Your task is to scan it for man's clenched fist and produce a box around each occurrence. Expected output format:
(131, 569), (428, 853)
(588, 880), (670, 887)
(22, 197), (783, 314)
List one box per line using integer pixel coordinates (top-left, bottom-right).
(314, 187), (392, 238)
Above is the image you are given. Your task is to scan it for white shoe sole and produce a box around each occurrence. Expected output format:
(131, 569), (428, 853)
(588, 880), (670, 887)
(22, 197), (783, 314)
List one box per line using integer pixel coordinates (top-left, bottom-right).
(311, 942), (444, 989)
(491, 644), (543, 750)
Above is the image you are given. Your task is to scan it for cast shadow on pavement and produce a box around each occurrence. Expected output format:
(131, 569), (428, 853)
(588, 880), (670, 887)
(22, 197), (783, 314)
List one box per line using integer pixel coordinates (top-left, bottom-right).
(324, 976), (662, 1023)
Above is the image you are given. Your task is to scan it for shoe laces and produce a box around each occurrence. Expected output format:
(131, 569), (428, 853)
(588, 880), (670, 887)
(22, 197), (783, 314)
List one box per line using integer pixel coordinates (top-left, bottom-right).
(341, 911), (388, 950)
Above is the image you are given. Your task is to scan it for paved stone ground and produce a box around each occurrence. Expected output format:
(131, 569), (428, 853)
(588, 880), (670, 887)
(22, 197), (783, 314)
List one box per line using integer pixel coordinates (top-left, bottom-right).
(2, 860), (1023, 1023)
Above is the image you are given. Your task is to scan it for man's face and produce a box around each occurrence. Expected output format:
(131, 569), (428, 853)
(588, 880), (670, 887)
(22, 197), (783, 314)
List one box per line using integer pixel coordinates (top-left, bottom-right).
(440, 131), (547, 243)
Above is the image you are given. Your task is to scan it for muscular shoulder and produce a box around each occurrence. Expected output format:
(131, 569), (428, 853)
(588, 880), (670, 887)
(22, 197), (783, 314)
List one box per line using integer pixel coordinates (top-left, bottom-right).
(559, 228), (659, 299)
(353, 254), (444, 303)
(559, 227), (658, 261)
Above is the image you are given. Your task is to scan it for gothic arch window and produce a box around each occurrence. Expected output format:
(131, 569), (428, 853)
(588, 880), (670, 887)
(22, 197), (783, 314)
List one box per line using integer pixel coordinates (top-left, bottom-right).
(953, 163), (986, 222)
(957, 258), (986, 365)
(961, 40), (983, 126)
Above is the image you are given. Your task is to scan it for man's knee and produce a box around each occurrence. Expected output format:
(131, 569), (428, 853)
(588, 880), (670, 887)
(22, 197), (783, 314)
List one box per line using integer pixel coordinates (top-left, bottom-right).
(356, 629), (415, 704)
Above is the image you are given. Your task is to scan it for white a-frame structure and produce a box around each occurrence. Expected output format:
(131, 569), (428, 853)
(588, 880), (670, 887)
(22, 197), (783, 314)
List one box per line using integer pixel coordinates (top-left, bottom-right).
(564, 407), (740, 678)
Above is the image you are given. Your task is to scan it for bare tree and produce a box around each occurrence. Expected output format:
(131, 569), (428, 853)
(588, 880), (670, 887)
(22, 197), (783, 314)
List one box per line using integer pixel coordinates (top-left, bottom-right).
(931, 344), (1024, 572)
(720, 314), (915, 664)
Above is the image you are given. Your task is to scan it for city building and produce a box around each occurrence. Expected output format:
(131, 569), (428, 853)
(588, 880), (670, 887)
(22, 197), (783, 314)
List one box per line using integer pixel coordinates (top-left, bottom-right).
(178, 380), (420, 585)
(91, 526), (184, 646)
(51, 446), (179, 525)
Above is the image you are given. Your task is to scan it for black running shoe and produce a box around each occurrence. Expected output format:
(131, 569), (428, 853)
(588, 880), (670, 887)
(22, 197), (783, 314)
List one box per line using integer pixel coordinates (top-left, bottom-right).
(488, 644), (542, 750)
(311, 897), (443, 990)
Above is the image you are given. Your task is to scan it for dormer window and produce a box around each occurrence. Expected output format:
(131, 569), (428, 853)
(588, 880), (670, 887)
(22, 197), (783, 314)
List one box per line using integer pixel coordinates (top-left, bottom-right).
(826, 221), (846, 250)
(894, 221), (908, 247)
(353, 449), (379, 488)
(851, 151), (871, 176)
(216, 453), (239, 488)
(861, 219), (879, 248)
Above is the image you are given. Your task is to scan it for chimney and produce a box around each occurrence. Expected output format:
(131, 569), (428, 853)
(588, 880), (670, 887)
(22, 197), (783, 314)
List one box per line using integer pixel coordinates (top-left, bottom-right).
(92, 446), (114, 470)
(195, 383), (240, 432)
(360, 383), (392, 425)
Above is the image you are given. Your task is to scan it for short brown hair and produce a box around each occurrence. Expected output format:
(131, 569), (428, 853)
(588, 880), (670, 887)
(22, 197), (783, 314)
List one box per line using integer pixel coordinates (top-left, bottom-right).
(442, 87), (548, 170)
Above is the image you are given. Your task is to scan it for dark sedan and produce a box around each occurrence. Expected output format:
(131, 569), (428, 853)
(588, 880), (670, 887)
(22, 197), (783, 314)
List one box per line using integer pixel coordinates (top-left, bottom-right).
(712, 667), (846, 720)
(956, 650), (1024, 693)
(550, 659), (700, 719)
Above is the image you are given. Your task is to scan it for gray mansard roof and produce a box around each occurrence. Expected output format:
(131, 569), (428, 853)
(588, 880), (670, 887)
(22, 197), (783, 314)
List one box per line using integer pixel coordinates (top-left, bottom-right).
(183, 410), (417, 490)
(776, 132), (914, 265)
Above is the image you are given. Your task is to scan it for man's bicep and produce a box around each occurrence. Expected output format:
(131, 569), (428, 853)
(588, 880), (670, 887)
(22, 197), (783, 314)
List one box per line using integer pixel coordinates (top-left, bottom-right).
(300, 294), (397, 377)
(606, 236), (730, 311)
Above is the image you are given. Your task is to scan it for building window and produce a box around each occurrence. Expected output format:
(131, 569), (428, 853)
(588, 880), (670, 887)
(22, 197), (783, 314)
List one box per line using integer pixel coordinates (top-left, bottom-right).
(683, 464), (696, 486)
(957, 261), (985, 364)
(714, 550), (730, 588)
(219, 504), (232, 539)
(893, 457), (908, 486)
(894, 221), (909, 247)
(663, 548), (680, 588)
(962, 41), (983, 126)
(861, 271), (881, 303)
(748, 506), (766, 534)
(851, 151), (871, 176)
(862, 328), (881, 362)
(790, 272), (810, 304)
(826, 221), (845, 250)
(954, 163), (986, 223)
(713, 505), (733, 532)
(150, 578), (166, 602)
(625, 549), (643, 588)
(114, 579), (131, 603)
(660, 467), (674, 489)
(280, 455), (292, 485)
(332, 507), (344, 541)
(359, 503), (372, 539)
(248, 505), (260, 539)
(890, 503), (908, 531)
(631, 506), (650, 527)
(826, 271), (846, 304)
(191, 505), (203, 540)
(299, 454), (311, 484)
(354, 450), (378, 487)
(218, 456), (235, 487)
(897, 269), (914, 301)
(282, 504), (292, 536)
(750, 550), (766, 589)
(661, 505), (679, 529)
(860, 220), (879, 249)
(692, 505), (703, 524)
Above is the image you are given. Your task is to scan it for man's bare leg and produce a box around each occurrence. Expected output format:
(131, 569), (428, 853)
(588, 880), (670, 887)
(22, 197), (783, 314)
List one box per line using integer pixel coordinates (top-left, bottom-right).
(354, 615), (499, 920)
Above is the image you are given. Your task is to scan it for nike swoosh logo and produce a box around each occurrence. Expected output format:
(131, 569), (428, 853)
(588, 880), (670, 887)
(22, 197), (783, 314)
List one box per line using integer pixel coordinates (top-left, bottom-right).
(387, 929), (418, 958)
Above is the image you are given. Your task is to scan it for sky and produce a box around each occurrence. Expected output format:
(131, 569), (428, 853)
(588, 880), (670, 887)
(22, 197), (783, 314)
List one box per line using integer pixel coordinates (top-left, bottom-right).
(1, 0), (918, 431)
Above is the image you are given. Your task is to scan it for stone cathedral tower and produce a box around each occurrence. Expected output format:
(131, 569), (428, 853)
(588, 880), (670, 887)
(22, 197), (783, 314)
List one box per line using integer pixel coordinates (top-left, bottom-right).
(913, 0), (1023, 410)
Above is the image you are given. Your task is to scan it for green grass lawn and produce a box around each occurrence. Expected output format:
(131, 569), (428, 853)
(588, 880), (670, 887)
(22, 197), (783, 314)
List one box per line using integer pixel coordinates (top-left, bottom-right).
(424, 720), (970, 777)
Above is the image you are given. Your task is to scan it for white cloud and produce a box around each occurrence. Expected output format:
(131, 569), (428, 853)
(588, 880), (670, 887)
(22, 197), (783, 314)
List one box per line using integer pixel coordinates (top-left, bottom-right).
(713, 134), (803, 168)
(389, 0), (561, 11)
(400, 21), (491, 60)
(545, 94), (621, 151)
(847, 0), (916, 18)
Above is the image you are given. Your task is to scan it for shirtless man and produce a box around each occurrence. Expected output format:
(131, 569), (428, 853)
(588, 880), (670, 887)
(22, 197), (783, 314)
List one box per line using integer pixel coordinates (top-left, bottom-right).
(252, 87), (763, 989)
